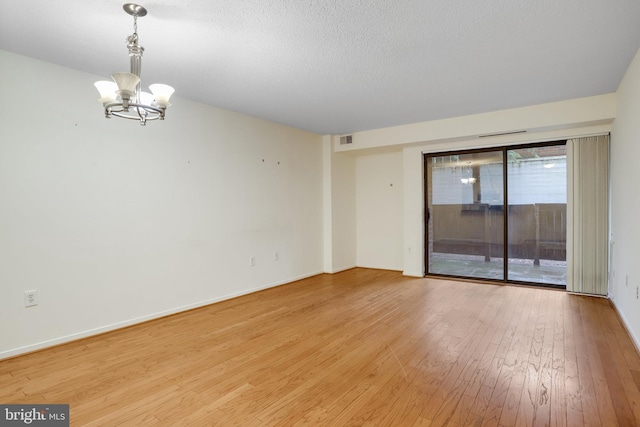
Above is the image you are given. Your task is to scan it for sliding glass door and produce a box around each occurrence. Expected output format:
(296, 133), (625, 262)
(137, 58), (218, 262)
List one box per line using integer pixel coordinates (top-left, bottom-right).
(425, 142), (567, 287)
(426, 150), (505, 280)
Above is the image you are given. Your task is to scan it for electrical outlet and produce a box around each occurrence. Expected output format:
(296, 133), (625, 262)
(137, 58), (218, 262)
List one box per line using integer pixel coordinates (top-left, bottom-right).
(24, 290), (38, 307)
(250, 256), (256, 267)
(274, 252), (279, 261)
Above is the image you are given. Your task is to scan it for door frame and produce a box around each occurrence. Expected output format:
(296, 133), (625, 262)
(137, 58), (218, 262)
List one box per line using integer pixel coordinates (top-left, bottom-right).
(423, 140), (567, 289)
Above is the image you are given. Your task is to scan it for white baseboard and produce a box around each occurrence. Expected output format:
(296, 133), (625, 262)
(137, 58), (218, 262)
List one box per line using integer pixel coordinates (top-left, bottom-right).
(325, 264), (357, 274)
(0, 271), (323, 361)
(403, 270), (424, 278)
(609, 298), (640, 355)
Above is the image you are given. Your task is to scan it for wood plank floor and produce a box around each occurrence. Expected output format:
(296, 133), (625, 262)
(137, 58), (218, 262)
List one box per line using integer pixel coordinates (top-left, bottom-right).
(2, 268), (640, 426)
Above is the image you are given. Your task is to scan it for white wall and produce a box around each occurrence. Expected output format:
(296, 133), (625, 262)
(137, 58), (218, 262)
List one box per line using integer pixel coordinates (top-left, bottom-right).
(348, 99), (614, 276)
(403, 146), (426, 276)
(322, 136), (357, 273)
(0, 50), (324, 358)
(611, 47), (640, 349)
(337, 94), (616, 152)
(355, 151), (403, 271)
(330, 149), (357, 272)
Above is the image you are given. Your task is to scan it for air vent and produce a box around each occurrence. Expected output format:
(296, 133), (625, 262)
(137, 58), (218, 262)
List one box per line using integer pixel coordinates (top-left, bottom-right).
(340, 135), (353, 145)
(478, 130), (527, 138)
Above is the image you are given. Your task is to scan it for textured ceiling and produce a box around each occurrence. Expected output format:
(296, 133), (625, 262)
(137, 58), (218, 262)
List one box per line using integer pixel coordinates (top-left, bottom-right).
(2, 0), (640, 135)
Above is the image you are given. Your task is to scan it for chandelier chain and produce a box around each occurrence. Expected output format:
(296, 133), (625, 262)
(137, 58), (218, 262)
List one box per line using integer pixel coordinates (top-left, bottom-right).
(96, 3), (174, 125)
(127, 15), (139, 45)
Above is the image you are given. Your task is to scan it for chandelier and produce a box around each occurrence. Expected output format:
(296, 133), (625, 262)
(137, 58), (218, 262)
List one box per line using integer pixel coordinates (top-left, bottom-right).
(94, 3), (174, 126)
(460, 162), (477, 184)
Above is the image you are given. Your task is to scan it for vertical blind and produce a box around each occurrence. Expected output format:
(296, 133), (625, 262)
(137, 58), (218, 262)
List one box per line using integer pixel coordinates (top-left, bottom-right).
(566, 135), (610, 295)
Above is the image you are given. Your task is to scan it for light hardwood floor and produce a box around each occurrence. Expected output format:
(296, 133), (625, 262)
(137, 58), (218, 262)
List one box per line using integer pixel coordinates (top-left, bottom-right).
(2, 268), (640, 426)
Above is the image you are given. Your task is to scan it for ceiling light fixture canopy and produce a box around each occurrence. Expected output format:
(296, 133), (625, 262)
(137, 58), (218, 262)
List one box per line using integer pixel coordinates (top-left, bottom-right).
(94, 3), (174, 125)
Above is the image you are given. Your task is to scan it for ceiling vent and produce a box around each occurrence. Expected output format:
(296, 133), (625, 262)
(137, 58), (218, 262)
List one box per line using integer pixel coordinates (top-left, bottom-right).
(478, 130), (527, 138)
(340, 135), (353, 145)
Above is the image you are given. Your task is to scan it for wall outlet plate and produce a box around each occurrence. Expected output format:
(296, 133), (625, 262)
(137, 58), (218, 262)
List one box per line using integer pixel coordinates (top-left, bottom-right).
(24, 290), (38, 307)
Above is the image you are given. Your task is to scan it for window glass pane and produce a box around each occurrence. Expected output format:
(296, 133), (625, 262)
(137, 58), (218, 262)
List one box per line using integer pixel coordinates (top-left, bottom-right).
(427, 151), (504, 280)
(507, 146), (567, 285)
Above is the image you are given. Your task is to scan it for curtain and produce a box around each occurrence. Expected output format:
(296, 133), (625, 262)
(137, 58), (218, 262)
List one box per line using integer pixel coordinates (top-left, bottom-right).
(566, 135), (610, 295)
